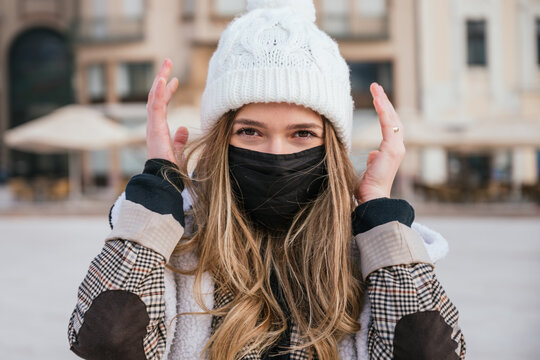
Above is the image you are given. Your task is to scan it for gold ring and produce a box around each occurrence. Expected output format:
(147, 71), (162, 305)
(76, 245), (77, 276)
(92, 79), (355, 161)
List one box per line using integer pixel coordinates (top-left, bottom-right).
(393, 127), (400, 133)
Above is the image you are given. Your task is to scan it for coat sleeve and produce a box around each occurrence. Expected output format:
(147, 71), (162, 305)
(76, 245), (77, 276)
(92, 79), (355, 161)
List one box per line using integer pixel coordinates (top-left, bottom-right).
(352, 198), (466, 360)
(68, 159), (185, 360)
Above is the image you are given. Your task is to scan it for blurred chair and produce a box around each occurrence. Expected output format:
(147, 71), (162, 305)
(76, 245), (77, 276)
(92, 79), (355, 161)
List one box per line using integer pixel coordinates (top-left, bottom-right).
(522, 183), (540, 204)
(49, 178), (70, 200)
(8, 178), (34, 201)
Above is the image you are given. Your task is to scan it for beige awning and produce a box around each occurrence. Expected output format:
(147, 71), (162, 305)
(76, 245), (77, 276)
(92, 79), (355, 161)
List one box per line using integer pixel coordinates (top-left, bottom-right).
(352, 120), (540, 149)
(4, 105), (131, 153)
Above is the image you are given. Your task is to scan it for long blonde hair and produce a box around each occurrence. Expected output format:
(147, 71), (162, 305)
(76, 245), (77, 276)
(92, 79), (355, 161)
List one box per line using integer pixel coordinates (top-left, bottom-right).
(167, 109), (363, 359)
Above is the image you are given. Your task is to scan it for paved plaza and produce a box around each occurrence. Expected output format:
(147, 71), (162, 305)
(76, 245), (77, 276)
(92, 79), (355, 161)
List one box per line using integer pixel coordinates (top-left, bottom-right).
(0, 215), (539, 359)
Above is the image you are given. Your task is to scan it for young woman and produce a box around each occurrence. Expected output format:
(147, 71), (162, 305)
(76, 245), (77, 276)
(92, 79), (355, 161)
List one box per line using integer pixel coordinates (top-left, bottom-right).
(68, 1), (466, 359)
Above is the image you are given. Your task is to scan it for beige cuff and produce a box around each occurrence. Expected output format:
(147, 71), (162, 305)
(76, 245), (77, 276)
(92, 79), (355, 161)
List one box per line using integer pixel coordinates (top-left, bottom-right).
(354, 221), (433, 280)
(106, 199), (184, 262)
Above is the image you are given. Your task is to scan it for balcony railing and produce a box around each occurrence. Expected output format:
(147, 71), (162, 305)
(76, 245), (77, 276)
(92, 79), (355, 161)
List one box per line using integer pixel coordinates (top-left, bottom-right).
(72, 17), (145, 44)
(319, 13), (389, 40)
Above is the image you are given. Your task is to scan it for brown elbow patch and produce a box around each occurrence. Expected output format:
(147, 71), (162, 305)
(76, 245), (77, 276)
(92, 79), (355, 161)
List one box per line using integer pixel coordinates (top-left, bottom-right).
(71, 290), (149, 360)
(393, 310), (459, 360)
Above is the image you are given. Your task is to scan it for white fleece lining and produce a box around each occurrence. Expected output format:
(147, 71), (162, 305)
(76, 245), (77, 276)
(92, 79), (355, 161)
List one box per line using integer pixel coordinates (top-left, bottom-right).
(163, 266), (177, 358)
(165, 251), (214, 360)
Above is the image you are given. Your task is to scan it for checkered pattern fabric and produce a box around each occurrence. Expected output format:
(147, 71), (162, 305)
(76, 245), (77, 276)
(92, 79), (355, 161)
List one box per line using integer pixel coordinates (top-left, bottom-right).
(210, 285), (316, 360)
(366, 263), (466, 359)
(69, 238), (465, 359)
(69, 241), (466, 359)
(67, 239), (167, 360)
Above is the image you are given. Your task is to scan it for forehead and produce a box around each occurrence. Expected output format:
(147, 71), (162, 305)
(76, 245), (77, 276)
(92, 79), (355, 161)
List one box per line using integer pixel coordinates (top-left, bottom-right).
(233, 102), (323, 128)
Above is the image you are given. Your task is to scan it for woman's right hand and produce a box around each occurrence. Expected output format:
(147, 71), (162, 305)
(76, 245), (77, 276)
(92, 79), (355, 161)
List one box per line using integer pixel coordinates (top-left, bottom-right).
(146, 58), (189, 166)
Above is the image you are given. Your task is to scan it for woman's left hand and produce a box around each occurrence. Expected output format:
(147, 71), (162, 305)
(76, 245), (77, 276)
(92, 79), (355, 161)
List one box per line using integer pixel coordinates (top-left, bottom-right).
(354, 83), (406, 204)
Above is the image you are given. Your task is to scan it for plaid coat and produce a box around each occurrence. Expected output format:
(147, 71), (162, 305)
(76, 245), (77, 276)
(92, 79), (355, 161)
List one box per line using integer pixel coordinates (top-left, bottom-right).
(68, 161), (466, 359)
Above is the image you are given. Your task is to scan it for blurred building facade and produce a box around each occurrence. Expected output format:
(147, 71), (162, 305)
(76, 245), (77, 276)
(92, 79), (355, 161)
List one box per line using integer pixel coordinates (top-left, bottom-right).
(409, 0), (540, 202)
(0, 0), (539, 203)
(0, 0), (77, 188)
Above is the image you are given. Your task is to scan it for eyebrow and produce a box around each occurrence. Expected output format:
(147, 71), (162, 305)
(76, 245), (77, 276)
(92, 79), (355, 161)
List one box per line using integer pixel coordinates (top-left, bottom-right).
(233, 118), (268, 129)
(286, 123), (323, 131)
(233, 118), (323, 131)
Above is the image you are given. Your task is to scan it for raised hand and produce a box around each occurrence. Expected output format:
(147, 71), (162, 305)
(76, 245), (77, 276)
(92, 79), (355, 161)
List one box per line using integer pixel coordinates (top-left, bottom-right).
(146, 58), (188, 166)
(354, 83), (405, 203)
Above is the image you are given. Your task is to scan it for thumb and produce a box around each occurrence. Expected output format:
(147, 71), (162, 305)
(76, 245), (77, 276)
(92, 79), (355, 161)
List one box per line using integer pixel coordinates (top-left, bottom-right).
(173, 126), (189, 158)
(366, 150), (379, 166)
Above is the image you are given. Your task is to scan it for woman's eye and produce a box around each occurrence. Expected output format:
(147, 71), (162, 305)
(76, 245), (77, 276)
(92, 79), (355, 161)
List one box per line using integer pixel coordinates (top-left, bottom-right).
(236, 128), (259, 136)
(295, 130), (317, 138)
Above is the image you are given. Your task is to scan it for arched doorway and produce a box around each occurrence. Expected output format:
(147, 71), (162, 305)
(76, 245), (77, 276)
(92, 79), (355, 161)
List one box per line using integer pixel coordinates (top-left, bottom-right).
(8, 27), (74, 180)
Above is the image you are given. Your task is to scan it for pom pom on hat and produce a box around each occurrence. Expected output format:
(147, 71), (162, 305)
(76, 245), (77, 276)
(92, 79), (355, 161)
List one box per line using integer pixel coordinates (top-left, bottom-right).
(247, 0), (316, 22)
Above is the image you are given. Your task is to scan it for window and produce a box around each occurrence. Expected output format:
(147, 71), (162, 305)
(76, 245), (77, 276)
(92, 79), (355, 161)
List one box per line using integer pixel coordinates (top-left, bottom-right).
(123, 0), (144, 19)
(91, 0), (106, 39)
(492, 151), (512, 183)
(87, 64), (106, 103)
(355, 0), (386, 17)
(349, 62), (393, 109)
(467, 20), (487, 66)
(214, 0), (244, 18)
(536, 18), (540, 65)
(321, 0), (348, 36)
(320, 0), (388, 39)
(183, 0), (196, 19)
(92, 0), (105, 17)
(537, 150), (540, 179)
(448, 152), (487, 188)
(116, 62), (153, 102)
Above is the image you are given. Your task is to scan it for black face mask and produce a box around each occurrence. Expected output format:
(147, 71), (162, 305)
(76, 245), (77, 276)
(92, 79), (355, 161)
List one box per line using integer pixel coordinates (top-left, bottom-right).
(228, 144), (328, 231)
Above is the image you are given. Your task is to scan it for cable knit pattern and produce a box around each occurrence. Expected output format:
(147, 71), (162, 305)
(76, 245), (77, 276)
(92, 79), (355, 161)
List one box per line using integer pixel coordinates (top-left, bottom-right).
(200, 0), (354, 150)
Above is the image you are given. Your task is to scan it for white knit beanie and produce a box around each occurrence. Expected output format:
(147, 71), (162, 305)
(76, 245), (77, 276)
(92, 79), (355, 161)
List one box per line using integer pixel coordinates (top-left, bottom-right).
(200, 0), (354, 150)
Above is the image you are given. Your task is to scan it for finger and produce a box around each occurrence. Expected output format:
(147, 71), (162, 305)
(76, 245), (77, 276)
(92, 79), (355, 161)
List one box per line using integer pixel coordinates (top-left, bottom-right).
(373, 83), (399, 120)
(154, 77), (167, 106)
(173, 126), (189, 156)
(159, 58), (173, 82)
(148, 61), (167, 101)
(371, 84), (399, 129)
(148, 78), (167, 124)
(164, 78), (179, 104)
(147, 76), (158, 105)
(148, 59), (172, 104)
(374, 97), (402, 143)
(370, 84), (404, 151)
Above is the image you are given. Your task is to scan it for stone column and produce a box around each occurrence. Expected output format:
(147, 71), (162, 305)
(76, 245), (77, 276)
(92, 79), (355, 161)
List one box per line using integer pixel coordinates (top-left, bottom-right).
(106, 61), (118, 104)
(399, 147), (421, 200)
(512, 146), (539, 185)
(421, 147), (448, 185)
